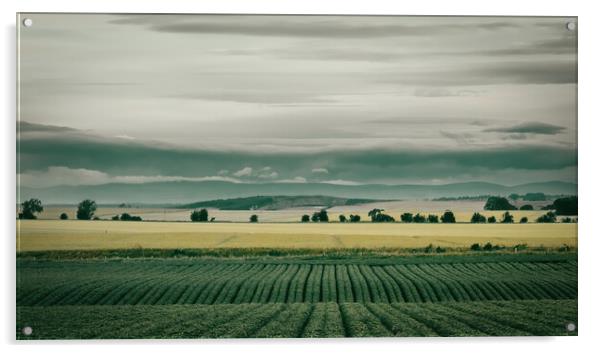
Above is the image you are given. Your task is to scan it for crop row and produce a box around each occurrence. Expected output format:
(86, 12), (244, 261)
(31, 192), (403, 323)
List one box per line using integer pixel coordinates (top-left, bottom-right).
(17, 260), (576, 306)
(16, 299), (577, 339)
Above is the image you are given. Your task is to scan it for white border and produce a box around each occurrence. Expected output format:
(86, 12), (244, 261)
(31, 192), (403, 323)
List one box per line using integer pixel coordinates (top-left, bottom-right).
(2, 1), (601, 352)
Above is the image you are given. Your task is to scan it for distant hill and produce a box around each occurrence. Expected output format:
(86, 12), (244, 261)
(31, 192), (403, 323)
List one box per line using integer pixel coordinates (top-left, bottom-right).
(180, 195), (379, 210)
(19, 180), (577, 204)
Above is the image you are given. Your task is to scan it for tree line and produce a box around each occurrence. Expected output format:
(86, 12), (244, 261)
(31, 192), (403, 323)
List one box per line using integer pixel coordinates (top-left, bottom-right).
(18, 197), (577, 224)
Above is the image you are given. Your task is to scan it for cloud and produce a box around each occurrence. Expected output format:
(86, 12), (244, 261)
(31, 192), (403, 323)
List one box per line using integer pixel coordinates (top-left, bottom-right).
(485, 122), (567, 135)
(233, 167), (253, 177)
(257, 167), (279, 179)
(322, 179), (363, 186)
(380, 60), (576, 86)
(17, 122), (577, 186)
(112, 15), (522, 39)
(18, 166), (242, 188)
(276, 176), (307, 183)
(312, 168), (329, 174)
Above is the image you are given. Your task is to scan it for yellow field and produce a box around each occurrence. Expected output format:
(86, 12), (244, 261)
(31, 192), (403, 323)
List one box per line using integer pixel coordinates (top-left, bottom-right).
(17, 220), (577, 251)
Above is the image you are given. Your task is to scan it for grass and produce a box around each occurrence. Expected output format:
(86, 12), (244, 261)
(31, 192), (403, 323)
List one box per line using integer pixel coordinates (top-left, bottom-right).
(16, 300), (577, 339)
(17, 220), (577, 251)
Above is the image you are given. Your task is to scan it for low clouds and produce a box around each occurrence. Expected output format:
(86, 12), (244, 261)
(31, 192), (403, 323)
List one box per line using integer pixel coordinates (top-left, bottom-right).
(18, 166), (241, 188)
(485, 122), (567, 135)
(233, 167), (253, 177)
(17, 123), (577, 186)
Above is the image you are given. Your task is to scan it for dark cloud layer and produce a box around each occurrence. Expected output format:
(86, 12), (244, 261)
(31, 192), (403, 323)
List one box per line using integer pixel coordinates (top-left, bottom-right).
(18, 124), (577, 184)
(485, 122), (567, 135)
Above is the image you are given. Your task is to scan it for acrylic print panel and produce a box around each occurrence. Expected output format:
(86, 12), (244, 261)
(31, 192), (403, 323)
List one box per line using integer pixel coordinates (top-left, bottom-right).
(16, 14), (577, 339)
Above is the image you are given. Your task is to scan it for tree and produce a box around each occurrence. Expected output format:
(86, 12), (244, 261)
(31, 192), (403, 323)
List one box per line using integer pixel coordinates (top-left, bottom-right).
(484, 196), (517, 211)
(519, 204), (534, 210)
(349, 214), (361, 223)
(368, 209), (384, 222)
(561, 217), (572, 223)
(190, 208), (209, 222)
(250, 214), (258, 223)
(470, 243), (481, 251)
(76, 199), (97, 220)
(312, 209), (329, 222)
(523, 192), (546, 201)
(441, 210), (456, 223)
(536, 211), (557, 223)
(120, 213), (142, 221)
(427, 214), (439, 223)
(412, 213), (426, 223)
(112, 215), (119, 221)
(367, 208), (394, 222)
(520, 217), (528, 223)
(553, 196), (577, 215)
(487, 216), (496, 223)
(400, 213), (413, 223)
(508, 193), (520, 201)
(339, 214), (347, 223)
(470, 212), (486, 223)
(19, 198), (43, 219)
(301, 214), (310, 222)
(59, 213), (68, 220)
(500, 211), (514, 223)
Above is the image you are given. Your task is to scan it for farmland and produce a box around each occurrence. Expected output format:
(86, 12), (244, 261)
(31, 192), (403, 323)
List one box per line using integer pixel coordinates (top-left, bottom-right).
(16, 204), (578, 339)
(17, 220), (577, 251)
(17, 300), (576, 339)
(16, 254), (577, 338)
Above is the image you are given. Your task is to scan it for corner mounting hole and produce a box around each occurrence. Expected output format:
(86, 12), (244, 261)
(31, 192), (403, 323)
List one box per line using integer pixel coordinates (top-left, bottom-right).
(22, 326), (33, 335)
(22, 18), (33, 27)
(566, 322), (576, 332)
(566, 22), (576, 31)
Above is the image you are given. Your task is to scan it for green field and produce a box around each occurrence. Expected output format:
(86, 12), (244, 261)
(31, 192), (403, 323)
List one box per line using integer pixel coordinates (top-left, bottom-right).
(16, 253), (577, 338)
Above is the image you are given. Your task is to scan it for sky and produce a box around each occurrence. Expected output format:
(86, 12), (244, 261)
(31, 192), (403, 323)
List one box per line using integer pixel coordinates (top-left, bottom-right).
(17, 14), (577, 188)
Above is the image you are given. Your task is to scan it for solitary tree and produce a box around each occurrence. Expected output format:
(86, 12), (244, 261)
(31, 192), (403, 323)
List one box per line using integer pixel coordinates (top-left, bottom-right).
(441, 210), (456, 223)
(19, 198), (43, 219)
(190, 208), (209, 222)
(368, 209), (384, 222)
(487, 216), (497, 223)
(59, 212), (68, 220)
(250, 214), (258, 223)
(301, 214), (310, 222)
(470, 212), (487, 223)
(553, 196), (577, 216)
(312, 209), (329, 222)
(76, 199), (97, 220)
(484, 196), (517, 211)
(500, 211), (514, 223)
(520, 217), (528, 223)
(400, 213), (413, 223)
(339, 214), (347, 223)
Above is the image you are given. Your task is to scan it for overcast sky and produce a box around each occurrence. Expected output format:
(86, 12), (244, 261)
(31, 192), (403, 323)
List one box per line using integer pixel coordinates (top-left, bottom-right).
(18, 14), (577, 187)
